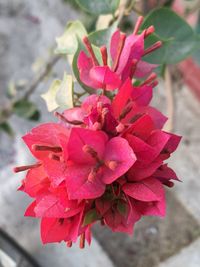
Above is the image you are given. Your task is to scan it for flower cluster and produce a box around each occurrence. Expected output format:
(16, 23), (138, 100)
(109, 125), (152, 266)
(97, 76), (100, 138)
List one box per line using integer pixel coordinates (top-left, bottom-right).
(15, 17), (181, 248)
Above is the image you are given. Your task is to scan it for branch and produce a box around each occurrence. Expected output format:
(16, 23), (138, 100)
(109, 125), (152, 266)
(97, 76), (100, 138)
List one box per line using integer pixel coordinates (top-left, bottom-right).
(24, 55), (61, 99)
(164, 67), (174, 132)
(184, 0), (200, 18)
(117, 0), (129, 25)
(0, 54), (61, 124)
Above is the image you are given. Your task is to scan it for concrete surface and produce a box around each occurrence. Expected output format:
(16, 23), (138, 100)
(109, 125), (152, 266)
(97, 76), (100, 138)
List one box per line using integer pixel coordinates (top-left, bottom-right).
(159, 238), (200, 267)
(94, 191), (200, 267)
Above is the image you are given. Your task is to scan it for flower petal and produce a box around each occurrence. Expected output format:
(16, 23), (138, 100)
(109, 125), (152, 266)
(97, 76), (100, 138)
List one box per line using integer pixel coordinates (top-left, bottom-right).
(23, 166), (49, 197)
(78, 51), (100, 89)
(102, 137), (136, 184)
(132, 85), (153, 106)
(66, 164), (105, 200)
(154, 164), (180, 181)
(122, 177), (165, 202)
(112, 78), (133, 118)
(62, 107), (85, 123)
(134, 61), (157, 78)
(95, 198), (112, 215)
(114, 198), (141, 235)
(24, 201), (37, 217)
(110, 30), (121, 62)
(134, 196), (166, 217)
(147, 130), (171, 155)
(41, 218), (70, 244)
(35, 194), (68, 218)
(122, 106), (168, 129)
(126, 114), (155, 141)
(82, 94), (111, 111)
(128, 158), (163, 181)
(90, 66), (121, 91)
(43, 159), (67, 187)
(22, 123), (69, 160)
(163, 133), (182, 155)
(126, 134), (157, 164)
(67, 128), (108, 164)
(117, 33), (144, 79)
(104, 208), (123, 229)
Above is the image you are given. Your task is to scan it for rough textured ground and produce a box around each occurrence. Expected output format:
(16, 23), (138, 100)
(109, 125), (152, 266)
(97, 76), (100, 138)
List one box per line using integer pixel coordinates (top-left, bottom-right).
(94, 191), (200, 267)
(0, 0), (200, 267)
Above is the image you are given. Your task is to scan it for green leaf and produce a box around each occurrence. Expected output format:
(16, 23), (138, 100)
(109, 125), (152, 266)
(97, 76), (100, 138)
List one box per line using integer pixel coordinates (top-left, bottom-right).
(142, 7), (197, 64)
(195, 15), (200, 35)
(72, 39), (94, 94)
(0, 122), (14, 136)
(88, 21), (117, 48)
(192, 41), (200, 66)
(42, 73), (74, 111)
(83, 209), (101, 226)
(192, 15), (200, 66)
(55, 20), (87, 55)
(75, 0), (119, 15)
(7, 81), (17, 98)
(29, 110), (41, 121)
(13, 100), (40, 120)
(55, 73), (74, 109)
(143, 33), (167, 64)
(117, 201), (127, 216)
(41, 80), (61, 111)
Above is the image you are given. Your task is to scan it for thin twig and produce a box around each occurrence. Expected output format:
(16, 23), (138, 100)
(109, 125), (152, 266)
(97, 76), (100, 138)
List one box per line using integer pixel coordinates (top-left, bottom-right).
(0, 54), (61, 124)
(117, 0), (129, 25)
(184, 0), (200, 18)
(164, 67), (174, 132)
(24, 55), (60, 99)
(74, 91), (87, 97)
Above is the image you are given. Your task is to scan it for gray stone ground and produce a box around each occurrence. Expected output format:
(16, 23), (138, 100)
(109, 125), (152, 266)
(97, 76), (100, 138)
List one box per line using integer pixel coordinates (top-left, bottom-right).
(0, 0), (200, 266)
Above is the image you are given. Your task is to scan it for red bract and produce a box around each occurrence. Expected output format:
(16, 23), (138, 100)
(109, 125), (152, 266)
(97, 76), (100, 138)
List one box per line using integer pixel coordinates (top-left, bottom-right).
(78, 16), (161, 91)
(112, 78), (167, 129)
(65, 128), (136, 199)
(15, 16), (181, 249)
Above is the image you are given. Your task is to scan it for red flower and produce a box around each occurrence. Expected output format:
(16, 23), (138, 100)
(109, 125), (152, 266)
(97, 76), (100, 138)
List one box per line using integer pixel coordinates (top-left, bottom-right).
(112, 78), (167, 129)
(78, 16), (161, 91)
(15, 105), (180, 247)
(65, 127), (136, 199)
(14, 17), (181, 249)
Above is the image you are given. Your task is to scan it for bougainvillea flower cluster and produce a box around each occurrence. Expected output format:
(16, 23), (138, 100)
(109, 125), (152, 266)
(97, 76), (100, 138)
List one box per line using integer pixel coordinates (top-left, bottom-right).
(15, 16), (181, 248)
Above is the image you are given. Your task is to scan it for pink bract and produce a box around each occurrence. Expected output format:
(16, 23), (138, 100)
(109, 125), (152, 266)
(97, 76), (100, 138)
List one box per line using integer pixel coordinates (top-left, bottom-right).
(65, 128), (136, 199)
(77, 16), (160, 91)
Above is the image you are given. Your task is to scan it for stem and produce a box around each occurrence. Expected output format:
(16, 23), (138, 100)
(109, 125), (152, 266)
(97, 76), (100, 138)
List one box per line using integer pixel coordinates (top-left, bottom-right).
(24, 55), (60, 99)
(164, 67), (174, 132)
(0, 54), (61, 124)
(74, 91), (87, 98)
(184, 0), (200, 18)
(117, 0), (129, 25)
(125, 0), (137, 15)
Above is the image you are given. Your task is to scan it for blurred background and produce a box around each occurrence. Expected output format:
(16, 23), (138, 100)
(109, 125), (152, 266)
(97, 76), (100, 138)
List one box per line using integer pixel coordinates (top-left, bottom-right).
(0, 0), (200, 266)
